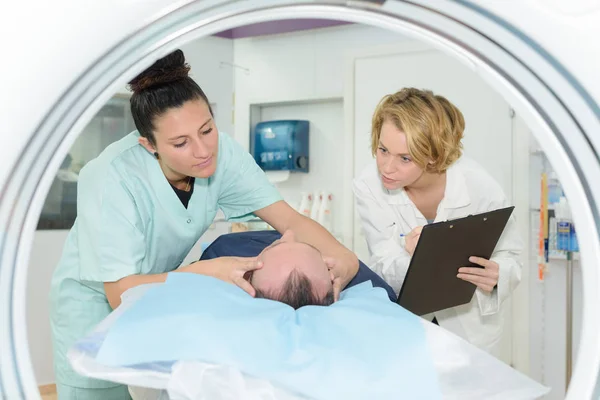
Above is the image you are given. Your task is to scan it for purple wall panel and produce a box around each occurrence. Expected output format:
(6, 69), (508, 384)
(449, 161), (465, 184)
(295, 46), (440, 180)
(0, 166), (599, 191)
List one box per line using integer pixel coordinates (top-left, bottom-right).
(213, 19), (351, 39)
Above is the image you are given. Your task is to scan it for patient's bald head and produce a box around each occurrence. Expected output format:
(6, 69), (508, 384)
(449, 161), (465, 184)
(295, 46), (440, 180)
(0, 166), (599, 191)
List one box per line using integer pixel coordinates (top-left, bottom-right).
(250, 230), (334, 309)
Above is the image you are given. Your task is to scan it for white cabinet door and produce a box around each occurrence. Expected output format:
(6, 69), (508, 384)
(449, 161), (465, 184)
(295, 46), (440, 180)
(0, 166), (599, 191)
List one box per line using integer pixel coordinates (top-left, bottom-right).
(352, 48), (512, 260)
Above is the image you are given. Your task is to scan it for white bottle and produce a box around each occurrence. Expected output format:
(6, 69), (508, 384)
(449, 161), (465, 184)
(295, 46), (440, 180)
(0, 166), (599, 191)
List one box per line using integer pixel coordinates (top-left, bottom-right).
(317, 192), (333, 232)
(547, 171), (563, 207)
(298, 192), (312, 218)
(310, 191), (322, 220)
(556, 197), (570, 251)
(548, 215), (557, 256)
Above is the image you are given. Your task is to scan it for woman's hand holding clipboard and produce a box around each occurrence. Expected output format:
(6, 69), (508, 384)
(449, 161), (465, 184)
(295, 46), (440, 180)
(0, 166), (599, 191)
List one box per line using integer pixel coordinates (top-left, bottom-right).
(397, 206), (514, 316)
(457, 257), (500, 294)
(404, 225), (499, 293)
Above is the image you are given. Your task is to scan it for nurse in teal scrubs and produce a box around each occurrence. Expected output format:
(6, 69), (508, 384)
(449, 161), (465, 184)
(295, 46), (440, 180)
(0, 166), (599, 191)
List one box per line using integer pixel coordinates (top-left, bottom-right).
(49, 49), (359, 399)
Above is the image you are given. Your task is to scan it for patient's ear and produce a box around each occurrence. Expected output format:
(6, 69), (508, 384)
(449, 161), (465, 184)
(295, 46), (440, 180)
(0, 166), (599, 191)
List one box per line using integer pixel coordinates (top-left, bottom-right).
(243, 270), (253, 282)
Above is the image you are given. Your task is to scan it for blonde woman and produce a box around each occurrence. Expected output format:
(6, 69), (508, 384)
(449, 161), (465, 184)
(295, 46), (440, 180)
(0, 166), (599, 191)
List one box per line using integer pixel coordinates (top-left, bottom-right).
(353, 87), (522, 359)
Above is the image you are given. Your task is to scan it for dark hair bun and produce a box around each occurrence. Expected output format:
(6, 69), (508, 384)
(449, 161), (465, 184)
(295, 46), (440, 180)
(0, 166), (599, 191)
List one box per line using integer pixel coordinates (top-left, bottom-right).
(128, 49), (191, 93)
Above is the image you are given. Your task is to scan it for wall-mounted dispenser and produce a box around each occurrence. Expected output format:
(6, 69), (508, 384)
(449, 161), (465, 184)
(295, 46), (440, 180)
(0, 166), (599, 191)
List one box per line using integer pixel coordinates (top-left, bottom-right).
(250, 120), (309, 173)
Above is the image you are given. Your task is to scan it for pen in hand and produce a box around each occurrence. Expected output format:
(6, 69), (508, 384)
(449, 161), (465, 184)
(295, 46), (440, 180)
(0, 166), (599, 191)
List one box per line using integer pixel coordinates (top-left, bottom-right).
(404, 226), (424, 256)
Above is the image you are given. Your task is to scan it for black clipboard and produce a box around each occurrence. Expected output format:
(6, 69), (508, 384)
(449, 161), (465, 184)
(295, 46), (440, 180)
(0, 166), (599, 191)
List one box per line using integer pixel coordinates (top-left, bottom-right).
(397, 206), (515, 316)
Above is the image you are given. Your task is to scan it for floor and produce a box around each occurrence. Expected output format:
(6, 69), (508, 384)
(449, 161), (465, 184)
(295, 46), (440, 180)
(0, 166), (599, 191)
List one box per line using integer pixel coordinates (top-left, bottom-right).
(39, 384), (57, 400)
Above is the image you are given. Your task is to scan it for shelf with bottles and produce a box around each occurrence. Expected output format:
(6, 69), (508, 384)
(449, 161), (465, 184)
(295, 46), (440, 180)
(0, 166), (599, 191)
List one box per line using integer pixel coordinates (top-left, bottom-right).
(531, 181), (579, 262)
(207, 192), (340, 240)
(531, 214), (580, 262)
(297, 191), (333, 231)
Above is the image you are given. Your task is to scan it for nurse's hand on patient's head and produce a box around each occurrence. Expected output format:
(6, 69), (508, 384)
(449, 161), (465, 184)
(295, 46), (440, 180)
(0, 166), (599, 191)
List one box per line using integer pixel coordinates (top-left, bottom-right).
(323, 255), (355, 302)
(404, 226), (423, 256)
(186, 257), (263, 297)
(456, 256), (499, 294)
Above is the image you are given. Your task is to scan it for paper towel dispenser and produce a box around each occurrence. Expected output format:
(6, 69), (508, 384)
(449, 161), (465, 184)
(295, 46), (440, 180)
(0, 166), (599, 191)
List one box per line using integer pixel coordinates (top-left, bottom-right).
(250, 120), (309, 172)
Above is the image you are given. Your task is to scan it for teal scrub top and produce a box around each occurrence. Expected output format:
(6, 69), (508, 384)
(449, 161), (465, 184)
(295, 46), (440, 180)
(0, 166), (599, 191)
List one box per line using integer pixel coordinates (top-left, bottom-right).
(49, 130), (282, 388)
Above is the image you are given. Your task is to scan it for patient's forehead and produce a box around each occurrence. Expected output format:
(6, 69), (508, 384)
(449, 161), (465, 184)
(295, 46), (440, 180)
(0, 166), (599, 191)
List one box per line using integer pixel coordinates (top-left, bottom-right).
(262, 241), (320, 264)
(253, 241), (330, 295)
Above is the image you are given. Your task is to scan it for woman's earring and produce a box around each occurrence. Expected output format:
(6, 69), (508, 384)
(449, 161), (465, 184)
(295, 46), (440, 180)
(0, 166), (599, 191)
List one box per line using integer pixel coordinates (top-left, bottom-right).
(154, 152), (159, 159)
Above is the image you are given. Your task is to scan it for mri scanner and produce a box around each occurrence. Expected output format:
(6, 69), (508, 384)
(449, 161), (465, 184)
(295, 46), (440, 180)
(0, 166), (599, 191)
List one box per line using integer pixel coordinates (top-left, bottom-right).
(1, 0), (599, 398)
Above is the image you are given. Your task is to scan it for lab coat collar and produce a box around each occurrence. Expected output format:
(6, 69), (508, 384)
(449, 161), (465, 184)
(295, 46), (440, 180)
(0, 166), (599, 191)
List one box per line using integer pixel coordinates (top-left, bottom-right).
(383, 161), (471, 210)
(442, 161), (471, 209)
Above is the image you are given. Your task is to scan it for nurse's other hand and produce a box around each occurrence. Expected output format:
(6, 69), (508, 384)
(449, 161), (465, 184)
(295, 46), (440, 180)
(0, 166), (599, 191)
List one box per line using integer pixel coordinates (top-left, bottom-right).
(404, 226), (423, 256)
(324, 253), (359, 302)
(456, 256), (499, 293)
(187, 257), (263, 297)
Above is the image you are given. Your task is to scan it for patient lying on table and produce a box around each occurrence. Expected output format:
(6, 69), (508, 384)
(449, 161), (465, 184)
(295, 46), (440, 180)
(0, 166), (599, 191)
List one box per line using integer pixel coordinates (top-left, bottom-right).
(246, 230), (335, 309)
(73, 229), (550, 400)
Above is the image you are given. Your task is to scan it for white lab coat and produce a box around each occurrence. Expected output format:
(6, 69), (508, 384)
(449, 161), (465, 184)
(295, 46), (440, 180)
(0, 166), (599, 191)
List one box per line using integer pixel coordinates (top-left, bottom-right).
(353, 156), (523, 358)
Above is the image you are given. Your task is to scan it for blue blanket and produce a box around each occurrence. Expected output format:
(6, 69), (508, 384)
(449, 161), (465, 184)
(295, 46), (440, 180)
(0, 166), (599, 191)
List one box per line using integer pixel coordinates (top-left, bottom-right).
(95, 273), (441, 400)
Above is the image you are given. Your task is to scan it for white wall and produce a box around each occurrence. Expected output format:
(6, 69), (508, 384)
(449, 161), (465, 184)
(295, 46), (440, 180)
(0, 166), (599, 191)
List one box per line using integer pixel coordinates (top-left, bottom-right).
(527, 134), (583, 399)
(26, 36), (234, 385)
(113, 37), (234, 136)
(258, 99), (344, 237)
(511, 112), (532, 375)
(233, 24), (409, 138)
(233, 25), (409, 247)
(181, 37), (234, 136)
(26, 231), (69, 385)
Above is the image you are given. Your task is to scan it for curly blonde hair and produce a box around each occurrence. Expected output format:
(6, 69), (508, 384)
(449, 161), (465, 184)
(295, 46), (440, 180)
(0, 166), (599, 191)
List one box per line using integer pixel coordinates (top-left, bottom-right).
(371, 87), (465, 173)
